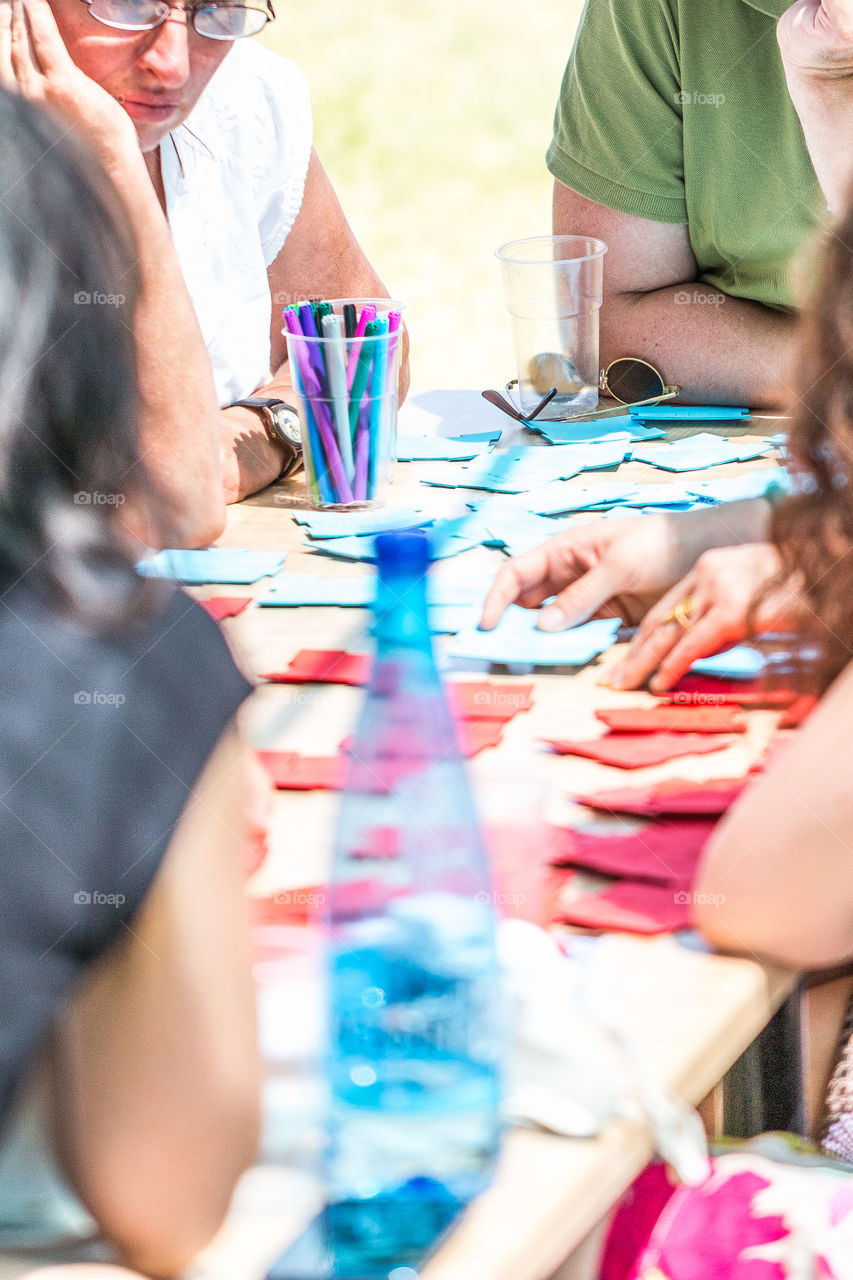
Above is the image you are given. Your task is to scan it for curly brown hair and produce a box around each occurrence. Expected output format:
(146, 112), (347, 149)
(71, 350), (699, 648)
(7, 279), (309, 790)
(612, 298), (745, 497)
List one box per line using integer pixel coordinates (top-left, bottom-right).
(770, 208), (853, 692)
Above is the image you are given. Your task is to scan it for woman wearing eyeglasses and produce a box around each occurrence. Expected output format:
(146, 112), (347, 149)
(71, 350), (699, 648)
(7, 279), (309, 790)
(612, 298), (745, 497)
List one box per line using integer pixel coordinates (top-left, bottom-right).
(0, 0), (408, 544)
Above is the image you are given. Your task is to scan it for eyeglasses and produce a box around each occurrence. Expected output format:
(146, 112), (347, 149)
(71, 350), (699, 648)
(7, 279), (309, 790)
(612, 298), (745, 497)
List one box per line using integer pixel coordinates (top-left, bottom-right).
(80, 0), (273, 38)
(483, 357), (680, 424)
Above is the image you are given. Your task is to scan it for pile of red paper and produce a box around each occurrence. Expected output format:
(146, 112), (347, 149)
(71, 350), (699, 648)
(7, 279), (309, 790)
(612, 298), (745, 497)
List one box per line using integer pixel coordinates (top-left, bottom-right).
(257, 678), (535, 790)
(544, 667), (815, 935)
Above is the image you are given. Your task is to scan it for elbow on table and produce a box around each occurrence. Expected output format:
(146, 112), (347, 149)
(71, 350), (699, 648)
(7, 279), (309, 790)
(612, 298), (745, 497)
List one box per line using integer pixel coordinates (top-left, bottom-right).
(167, 484), (228, 549)
(91, 1098), (259, 1279)
(692, 896), (853, 973)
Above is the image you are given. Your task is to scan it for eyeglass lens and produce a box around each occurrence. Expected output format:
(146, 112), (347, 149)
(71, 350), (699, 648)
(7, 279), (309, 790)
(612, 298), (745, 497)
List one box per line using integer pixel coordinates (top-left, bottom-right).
(87, 0), (268, 36)
(605, 359), (665, 405)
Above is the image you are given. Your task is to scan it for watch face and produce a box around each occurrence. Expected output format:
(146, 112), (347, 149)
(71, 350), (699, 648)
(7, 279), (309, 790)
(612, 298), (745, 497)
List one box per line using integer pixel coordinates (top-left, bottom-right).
(269, 405), (302, 447)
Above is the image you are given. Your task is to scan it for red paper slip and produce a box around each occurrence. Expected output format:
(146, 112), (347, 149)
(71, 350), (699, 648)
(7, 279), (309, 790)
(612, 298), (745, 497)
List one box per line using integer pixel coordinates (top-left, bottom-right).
(541, 732), (731, 769)
(779, 694), (817, 729)
(458, 720), (505, 756)
(573, 776), (747, 817)
(596, 705), (746, 734)
(449, 681), (535, 722)
(261, 649), (370, 686)
(252, 879), (401, 924)
(667, 675), (798, 708)
(257, 750), (346, 791)
(200, 596), (252, 622)
(547, 818), (717, 886)
(553, 880), (692, 936)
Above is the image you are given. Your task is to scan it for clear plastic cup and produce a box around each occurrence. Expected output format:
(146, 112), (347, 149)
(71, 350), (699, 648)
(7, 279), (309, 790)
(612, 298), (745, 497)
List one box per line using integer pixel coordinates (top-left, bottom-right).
(496, 236), (607, 421)
(283, 298), (404, 511)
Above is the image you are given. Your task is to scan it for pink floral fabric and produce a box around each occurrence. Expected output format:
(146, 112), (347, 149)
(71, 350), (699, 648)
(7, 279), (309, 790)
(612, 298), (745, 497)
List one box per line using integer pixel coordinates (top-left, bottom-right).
(602, 1153), (853, 1280)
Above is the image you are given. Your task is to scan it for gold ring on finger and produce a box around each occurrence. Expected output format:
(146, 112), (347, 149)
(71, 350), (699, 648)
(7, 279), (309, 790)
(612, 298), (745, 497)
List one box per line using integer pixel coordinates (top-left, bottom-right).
(662, 595), (698, 632)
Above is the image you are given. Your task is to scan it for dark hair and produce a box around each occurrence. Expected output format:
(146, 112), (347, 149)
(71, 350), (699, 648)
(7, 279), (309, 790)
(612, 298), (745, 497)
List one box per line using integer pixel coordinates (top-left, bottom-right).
(0, 89), (163, 630)
(765, 207), (853, 692)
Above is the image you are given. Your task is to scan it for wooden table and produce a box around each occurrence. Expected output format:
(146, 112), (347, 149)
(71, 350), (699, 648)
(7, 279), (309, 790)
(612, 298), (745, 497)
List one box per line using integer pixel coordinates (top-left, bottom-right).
(0, 391), (794, 1280)
(195, 391), (793, 1280)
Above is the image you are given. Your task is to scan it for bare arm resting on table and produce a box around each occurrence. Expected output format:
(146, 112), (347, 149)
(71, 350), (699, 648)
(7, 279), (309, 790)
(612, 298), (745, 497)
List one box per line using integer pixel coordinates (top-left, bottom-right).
(220, 149), (412, 503)
(694, 656), (853, 971)
(553, 184), (798, 410)
(48, 728), (260, 1280)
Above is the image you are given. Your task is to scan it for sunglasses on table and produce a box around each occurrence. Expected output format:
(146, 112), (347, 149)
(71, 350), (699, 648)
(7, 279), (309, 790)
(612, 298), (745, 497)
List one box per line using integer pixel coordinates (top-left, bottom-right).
(483, 357), (681, 424)
(79, 0), (274, 38)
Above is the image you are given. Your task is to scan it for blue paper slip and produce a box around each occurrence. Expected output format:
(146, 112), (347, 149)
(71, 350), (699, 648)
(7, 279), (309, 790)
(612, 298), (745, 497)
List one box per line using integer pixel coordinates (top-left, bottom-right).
(421, 438), (632, 494)
(395, 435), (490, 462)
(527, 416), (666, 446)
(481, 512), (574, 558)
(448, 610), (621, 666)
(137, 549), (287, 584)
(429, 604), (481, 634)
(258, 574), (375, 608)
(686, 469), (789, 505)
(631, 434), (773, 472)
(619, 483), (695, 507)
(689, 646), (767, 680)
(307, 534), (480, 562)
(453, 429), (502, 444)
(630, 405), (750, 422)
(292, 506), (428, 539)
(524, 481), (642, 515)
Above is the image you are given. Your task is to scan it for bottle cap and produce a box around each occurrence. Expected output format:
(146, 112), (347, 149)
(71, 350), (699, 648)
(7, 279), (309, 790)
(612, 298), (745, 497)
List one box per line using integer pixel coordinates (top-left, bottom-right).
(375, 528), (431, 576)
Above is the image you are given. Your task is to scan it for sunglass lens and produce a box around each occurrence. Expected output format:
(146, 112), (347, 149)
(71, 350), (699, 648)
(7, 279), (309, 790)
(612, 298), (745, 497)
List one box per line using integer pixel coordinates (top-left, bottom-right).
(605, 359), (665, 404)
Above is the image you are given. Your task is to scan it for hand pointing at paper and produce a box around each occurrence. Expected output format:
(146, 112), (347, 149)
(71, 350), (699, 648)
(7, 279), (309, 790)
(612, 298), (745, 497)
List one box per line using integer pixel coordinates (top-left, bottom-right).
(479, 499), (794, 691)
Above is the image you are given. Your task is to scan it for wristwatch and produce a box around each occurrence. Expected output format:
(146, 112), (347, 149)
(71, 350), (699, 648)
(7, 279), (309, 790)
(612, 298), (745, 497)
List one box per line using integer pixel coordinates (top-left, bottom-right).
(230, 396), (304, 479)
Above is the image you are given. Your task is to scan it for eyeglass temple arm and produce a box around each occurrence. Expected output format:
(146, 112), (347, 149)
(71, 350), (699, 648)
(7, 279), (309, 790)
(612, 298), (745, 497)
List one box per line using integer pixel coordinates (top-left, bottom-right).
(481, 386), (558, 423)
(555, 386), (680, 424)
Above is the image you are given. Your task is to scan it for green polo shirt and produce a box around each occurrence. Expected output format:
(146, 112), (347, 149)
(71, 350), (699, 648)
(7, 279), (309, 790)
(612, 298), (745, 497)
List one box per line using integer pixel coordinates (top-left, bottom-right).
(547, 0), (826, 311)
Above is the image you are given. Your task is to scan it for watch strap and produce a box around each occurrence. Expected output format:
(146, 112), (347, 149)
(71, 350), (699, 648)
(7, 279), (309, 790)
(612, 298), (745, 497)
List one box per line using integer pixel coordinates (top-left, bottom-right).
(229, 397), (302, 478)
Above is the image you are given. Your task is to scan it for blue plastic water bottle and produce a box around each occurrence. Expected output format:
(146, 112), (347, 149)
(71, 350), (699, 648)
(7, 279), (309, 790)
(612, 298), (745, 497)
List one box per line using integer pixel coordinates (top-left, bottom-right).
(325, 528), (503, 1273)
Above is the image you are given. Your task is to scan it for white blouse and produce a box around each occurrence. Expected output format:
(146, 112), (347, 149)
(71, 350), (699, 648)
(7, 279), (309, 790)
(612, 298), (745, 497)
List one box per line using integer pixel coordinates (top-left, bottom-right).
(161, 41), (313, 406)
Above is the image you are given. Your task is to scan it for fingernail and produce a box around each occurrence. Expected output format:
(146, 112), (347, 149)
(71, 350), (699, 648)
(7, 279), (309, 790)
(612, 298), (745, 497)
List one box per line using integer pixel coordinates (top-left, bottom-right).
(608, 668), (629, 690)
(537, 605), (566, 633)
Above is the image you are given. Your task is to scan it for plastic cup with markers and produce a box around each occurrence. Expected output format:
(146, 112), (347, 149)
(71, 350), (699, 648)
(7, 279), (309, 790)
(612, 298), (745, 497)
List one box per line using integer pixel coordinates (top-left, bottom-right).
(283, 299), (403, 511)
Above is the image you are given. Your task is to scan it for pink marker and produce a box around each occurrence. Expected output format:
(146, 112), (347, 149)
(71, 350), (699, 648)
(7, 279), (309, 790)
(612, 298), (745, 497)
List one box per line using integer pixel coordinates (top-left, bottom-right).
(345, 303), (378, 390)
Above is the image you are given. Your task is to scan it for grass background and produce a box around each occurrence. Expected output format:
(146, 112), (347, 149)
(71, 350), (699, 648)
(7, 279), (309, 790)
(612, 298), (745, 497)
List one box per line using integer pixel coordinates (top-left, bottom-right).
(263, 0), (586, 391)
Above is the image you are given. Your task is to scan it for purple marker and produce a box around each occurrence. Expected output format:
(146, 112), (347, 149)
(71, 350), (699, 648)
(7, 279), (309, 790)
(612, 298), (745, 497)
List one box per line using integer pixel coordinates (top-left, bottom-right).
(353, 400), (371, 502)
